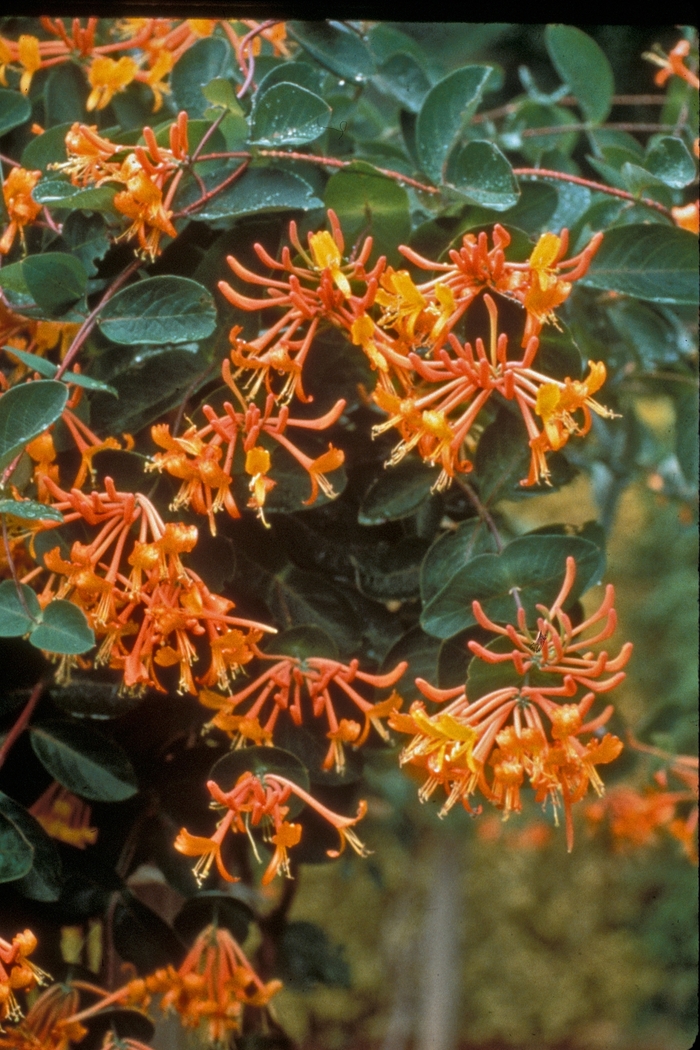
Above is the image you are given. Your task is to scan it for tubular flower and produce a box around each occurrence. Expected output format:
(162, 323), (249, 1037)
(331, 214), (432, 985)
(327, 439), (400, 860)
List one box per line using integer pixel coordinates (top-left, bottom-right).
(671, 200), (700, 234)
(391, 558), (629, 850)
(24, 476), (274, 694)
(29, 782), (98, 849)
(86, 54), (137, 110)
(17, 36), (41, 95)
(124, 924), (281, 1045)
(644, 37), (700, 89)
(0, 168), (42, 255)
(0, 932), (50, 1027)
(0, 983), (86, 1049)
(148, 378), (346, 533)
(176, 772), (370, 887)
(199, 653), (406, 772)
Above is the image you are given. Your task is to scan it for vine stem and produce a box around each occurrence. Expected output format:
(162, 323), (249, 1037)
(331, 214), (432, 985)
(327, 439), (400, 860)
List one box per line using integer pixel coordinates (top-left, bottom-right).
(452, 477), (504, 553)
(0, 680), (45, 771)
(172, 158), (250, 218)
(512, 167), (673, 217)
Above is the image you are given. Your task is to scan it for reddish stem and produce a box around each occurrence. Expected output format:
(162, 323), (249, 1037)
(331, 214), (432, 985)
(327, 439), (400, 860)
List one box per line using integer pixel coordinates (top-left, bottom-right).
(0, 680), (44, 770)
(512, 168), (673, 217)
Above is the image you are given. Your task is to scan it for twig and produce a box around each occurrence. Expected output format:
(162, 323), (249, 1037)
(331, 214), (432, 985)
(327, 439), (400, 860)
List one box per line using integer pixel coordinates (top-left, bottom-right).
(452, 477), (504, 553)
(472, 94), (670, 123)
(521, 122), (676, 136)
(236, 19), (280, 99)
(0, 680), (45, 771)
(512, 167), (673, 218)
(172, 159), (250, 219)
(189, 107), (228, 165)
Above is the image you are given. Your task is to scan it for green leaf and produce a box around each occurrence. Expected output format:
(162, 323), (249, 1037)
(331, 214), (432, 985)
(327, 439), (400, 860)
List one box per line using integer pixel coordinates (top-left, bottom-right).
(644, 136), (697, 188)
(324, 160), (410, 265)
(267, 625), (339, 662)
(4, 349), (117, 396)
(0, 498), (63, 523)
(0, 792), (62, 902)
(21, 121), (72, 171)
(0, 88), (31, 136)
(30, 600), (95, 655)
(374, 53), (432, 113)
(171, 37), (235, 118)
(21, 253), (87, 316)
(0, 379), (68, 472)
(0, 580), (41, 637)
(380, 626), (439, 703)
(266, 566), (362, 655)
(359, 458), (436, 524)
(421, 535), (601, 638)
(255, 61), (324, 97)
(189, 167), (323, 221)
(416, 65), (491, 183)
(201, 77), (244, 115)
(288, 21), (376, 82)
(446, 140), (519, 211)
(113, 895), (185, 975)
(32, 179), (118, 214)
(174, 893), (253, 945)
(60, 211), (112, 278)
(98, 277), (217, 345)
(351, 537), (428, 601)
(50, 678), (144, 720)
(251, 82), (331, 146)
(43, 63), (89, 125)
(503, 181), (558, 235)
(580, 224), (699, 305)
(30, 719), (138, 802)
(0, 812), (33, 883)
(420, 519), (498, 605)
(545, 24), (614, 124)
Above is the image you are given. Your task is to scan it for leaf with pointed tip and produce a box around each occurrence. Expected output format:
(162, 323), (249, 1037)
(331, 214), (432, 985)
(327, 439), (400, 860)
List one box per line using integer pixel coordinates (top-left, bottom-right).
(0, 812), (33, 883)
(0, 792), (62, 902)
(581, 225), (698, 304)
(545, 24), (614, 124)
(30, 720), (138, 802)
(0, 499), (63, 523)
(416, 65), (491, 183)
(0, 580), (42, 637)
(0, 379), (68, 471)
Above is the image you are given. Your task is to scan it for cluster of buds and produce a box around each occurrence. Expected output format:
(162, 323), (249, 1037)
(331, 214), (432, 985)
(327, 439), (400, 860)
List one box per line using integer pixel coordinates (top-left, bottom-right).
(0, 18), (288, 112)
(219, 212), (610, 493)
(122, 923), (281, 1046)
(586, 738), (698, 862)
(200, 652), (407, 771)
(175, 770), (369, 886)
(24, 475), (273, 693)
(390, 558), (632, 850)
(0, 931), (50, 1029)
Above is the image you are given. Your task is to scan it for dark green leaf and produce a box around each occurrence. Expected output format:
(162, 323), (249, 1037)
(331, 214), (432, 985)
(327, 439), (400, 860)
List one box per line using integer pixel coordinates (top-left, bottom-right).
(83, 1009), (155, 1047)
(30, 599), (95, 655)
(446, 140), (519, 211)
(272, 719), (363, 786)
(359, 458), (437, 524)
(0, 89), (31, 136)
(675, 390), (699, 489)
(421, 534), (601, 638)
(0, 792), (62, 902)
(30, 719), (138, 801)
(255, 61), (324, 97)
(380, 626), (439, 704)
(21, 122), (72, 171)
(266, 566), (362, 654)
(581, 225), (698, 305)
(98, 277), (217, 345)
(0, 498), (63, 523)
(375, 53), (431, 113)
(113, 894), (185, 975)
(0, 581), (41, 637)
(0, 379), (68, 471)
(351, 537), (428, 601)
(280, 920), (350, 990)
(50, 678), (144, 720)
(4, 349), (117, 396)
(171, 37), (235, 118)
(43, 63), (89, 125)
(466, 635), (525, 700)
(503, 181), (558, 235)
(288, 21), (376, 82)
(644, 136), (697, 188)
(545, 24), (614, 124)
(0, 811), (33, 883)
(21, 254), (87, 316)
(536, 322), (584, 383)
(266, 624), (339, 661)
(174, 893), (254, 944)
(420, 519), (497, 605)
(60, 211), (112, 277)
(324, 160), (410, 266)
(473, 409), (531, 505)
(32, 179), (118, 214)
(190, 167), (323, 221)
(251, 82), (331, 146)
(416, 65), (491, 183)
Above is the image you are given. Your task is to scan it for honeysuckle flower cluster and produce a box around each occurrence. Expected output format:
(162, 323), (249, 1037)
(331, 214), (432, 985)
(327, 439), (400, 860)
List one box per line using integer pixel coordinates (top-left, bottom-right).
(0, 931), (50, 1029)
(24, 475), (273, 693)
(175, 770), (369, 886)
(0, 18), (288, 111)
(219, 212), (611, 493)
(200, 653), (407, 771)
(390, 558), (632, 850)
(0, 983), (86, 1049)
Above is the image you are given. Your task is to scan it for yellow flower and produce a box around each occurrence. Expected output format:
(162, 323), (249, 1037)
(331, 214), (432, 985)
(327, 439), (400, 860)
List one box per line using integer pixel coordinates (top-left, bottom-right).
(245, 445), (275, 525)
(0, 36), (12, 86)
(308, 229), (351, 296)
(351, 313), (388, 372)
(145, 48), (174, 112)
(188, 19), (216, 36)
(18, 35), (41, 95)
(0, 167), (42, 255)
(87, 55), (138, 111)
(113, 168), (177, 259)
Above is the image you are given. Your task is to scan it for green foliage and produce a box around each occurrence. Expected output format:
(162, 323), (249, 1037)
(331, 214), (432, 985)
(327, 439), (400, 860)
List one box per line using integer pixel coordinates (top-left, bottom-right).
(0, 380), (68, 471)
(545, 25), (615, 123)
(97, 276), (217, 345)
(29, 719), (138, 801)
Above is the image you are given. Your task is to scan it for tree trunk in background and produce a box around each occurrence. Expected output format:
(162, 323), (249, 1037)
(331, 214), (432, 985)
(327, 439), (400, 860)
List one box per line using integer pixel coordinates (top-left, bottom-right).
(416, 832), (462, 1050)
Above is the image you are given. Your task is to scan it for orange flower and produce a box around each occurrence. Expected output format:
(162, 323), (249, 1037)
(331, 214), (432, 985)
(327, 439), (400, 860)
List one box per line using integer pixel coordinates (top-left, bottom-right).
(29, 782), (98, 849)
(17, 36), (41, 95)
(86, 55), (138, 110)
(113, 167), (177, 259)
(671, 200), (699, 234)
(0, 931), (50, 1027)
(645, 38), (700, 89)
(0, 168), (42, 255)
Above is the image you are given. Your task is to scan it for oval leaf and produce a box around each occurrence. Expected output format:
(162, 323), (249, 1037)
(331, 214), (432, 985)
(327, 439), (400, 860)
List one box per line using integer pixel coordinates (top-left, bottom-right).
(0, 812), (33, 883)
(0, 580), (42, 637)
(545, 24), (614, 124)
(0, 792), (62, 902)
(359, 458), (436, 525)
(22, 254), (88, 316)
(416, 65), (492, 183)
(251, 82), (331, 146)
(421, 535), (601, 638)
(0, 380), (68, 471)
(580, 224), (699, 305)
(30, 600), (95, 655)
(288, 21), (376, 82)
(447, 140), (519, 211)
(644, 136), (697, 188)
(4, 349), (117, 396)
(0, 88), (31, 136)
(171, 37), (235, 118)
(98, 276), (217, 345)
(0, 498), (63, 523)
(30, 719), (138, 802)
(191, 168), (323, 221)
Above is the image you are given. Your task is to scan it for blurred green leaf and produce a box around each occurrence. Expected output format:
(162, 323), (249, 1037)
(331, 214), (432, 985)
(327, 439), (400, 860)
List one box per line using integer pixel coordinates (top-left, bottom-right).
(545, 24), (614, 123)
(0, 379), (68, 471)
(4, 348), (117, 396)
(0, 812), (33, 883)
(255, 61), (324, 97)
(375, 53), (431, 113)
(267, 624), (339, 661)
(0, 88), (31, 136)
(359, 458), (436, 524)
(288, 21), (376, 82)
(98, 277), (217, 345)
(174, 893), (253, 944)
(0, 792), (62, 902)
(0, 498), (63, 523)
(171, 37), (235, 117)
(30, 719), (138, 801)
(644, 136), (697, 188)
(113, 894), (184, 974)
(324, 160), (410, 265)
(21, 121), (71, 170)
(43, 62), (89, 124)
(581, 225), (699, 304)
(416, 65), (491, 182)
(280, 920), (350, 989)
